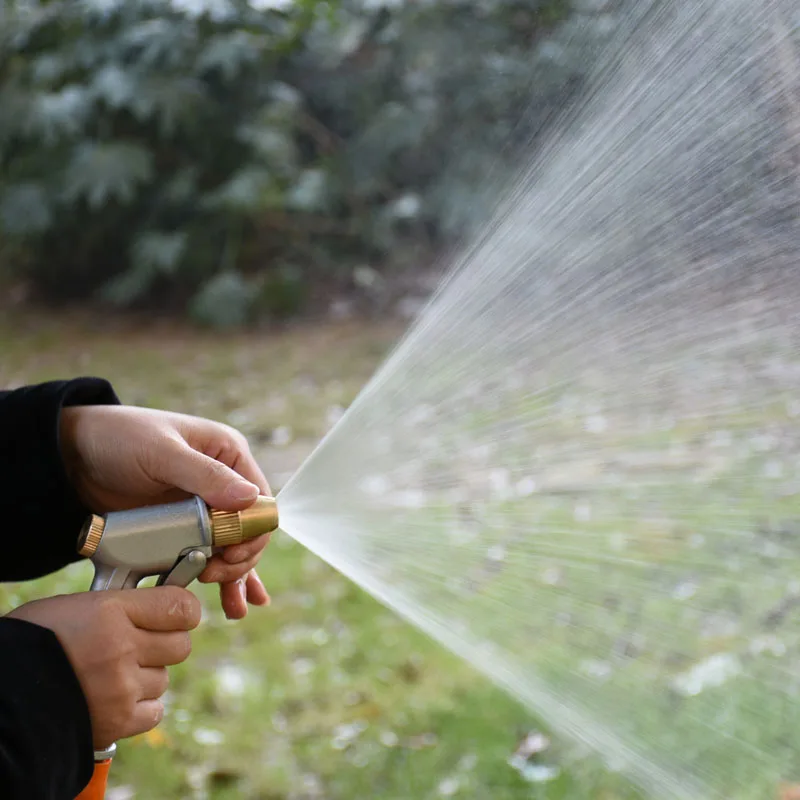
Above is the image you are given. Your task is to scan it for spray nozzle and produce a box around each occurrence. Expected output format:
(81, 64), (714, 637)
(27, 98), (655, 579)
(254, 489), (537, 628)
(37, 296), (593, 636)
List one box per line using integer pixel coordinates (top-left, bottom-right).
(77, 495), (279, 592)
(209, 495), (280, 546)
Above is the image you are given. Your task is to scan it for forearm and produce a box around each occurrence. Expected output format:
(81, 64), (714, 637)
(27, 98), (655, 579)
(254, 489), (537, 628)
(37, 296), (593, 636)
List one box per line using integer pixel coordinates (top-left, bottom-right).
(0, 378), (120, 581)
(0, 618), (93, 799)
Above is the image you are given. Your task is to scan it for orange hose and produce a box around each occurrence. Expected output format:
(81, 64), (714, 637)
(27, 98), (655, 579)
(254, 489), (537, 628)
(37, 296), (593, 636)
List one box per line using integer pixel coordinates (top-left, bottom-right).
(75, 759), (112, 800)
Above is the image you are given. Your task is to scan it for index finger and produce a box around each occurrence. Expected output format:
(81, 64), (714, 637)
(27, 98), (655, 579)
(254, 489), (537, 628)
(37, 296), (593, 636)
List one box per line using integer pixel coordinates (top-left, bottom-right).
(231, 446), (271, 497)
(179, 417), (271, 496)
(121, 586), (202, 632)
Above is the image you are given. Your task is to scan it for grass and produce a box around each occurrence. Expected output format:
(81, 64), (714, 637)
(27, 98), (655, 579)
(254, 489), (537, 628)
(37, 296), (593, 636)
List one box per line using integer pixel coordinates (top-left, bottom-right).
(0, 312), (642, 800)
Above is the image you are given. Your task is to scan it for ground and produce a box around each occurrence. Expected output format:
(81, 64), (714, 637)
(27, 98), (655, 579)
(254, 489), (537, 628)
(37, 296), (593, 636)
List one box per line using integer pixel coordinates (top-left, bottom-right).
(0, 312), (639, 800)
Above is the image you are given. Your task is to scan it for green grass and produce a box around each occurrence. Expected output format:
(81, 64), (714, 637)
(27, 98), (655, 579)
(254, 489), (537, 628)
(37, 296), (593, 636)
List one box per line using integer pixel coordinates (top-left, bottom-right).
(0, 312), (642, 799)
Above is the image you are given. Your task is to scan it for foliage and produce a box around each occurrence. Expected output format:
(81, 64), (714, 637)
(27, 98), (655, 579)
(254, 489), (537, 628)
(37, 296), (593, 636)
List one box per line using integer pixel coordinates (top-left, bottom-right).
(0, 0), (614, 326)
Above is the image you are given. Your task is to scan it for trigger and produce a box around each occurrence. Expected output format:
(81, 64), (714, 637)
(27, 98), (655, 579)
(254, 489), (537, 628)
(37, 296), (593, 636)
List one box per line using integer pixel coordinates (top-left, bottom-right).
(158, 549), (208, 588)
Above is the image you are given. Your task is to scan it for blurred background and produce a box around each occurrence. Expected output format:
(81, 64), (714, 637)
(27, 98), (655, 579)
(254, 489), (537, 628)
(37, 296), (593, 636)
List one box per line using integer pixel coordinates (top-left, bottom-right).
(0, 0), (638, 798)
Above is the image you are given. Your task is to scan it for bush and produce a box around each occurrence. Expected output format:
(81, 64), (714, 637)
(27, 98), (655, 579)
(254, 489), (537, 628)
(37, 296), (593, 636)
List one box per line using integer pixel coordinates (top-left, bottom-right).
(0, 0), (606, 325)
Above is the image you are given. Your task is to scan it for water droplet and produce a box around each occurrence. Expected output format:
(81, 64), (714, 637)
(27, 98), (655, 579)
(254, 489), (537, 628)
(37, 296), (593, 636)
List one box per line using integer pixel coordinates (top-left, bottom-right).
(574, 503), (592, 522)
(580, 659), (612, 681)
(750, 434), (775, 452)
(542, 566), (561, 586)
(489, 468), (511, 493)
(487, 544), (506, 562)
(710, 430), (732, 447)
(609, 532), (626, 551)
(585, 414), (608, 433)
(391, 489), (426, 508)
(689, 533), (705, 549)
(672, 580), (697, 601)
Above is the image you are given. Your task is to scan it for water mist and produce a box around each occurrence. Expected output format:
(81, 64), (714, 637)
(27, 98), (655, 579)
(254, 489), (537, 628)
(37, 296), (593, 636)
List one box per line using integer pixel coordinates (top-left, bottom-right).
(276, 1), (800, 796)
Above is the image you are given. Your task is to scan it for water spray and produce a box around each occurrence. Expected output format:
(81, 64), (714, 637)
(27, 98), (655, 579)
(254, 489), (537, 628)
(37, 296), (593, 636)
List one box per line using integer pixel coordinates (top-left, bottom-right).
(274, 0), (800, 798)
(73, 496), (279, 800)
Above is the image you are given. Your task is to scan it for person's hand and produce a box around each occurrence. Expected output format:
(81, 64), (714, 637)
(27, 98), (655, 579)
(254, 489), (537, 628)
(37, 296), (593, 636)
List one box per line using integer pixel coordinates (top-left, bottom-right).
(7, 587), (201, 748)
(60, 405), (272, 619)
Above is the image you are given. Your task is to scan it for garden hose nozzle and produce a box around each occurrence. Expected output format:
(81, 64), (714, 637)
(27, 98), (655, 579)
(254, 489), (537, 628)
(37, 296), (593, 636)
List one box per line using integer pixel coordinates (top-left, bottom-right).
(78, 494), (279, 591)
(74, 494), (278, 800)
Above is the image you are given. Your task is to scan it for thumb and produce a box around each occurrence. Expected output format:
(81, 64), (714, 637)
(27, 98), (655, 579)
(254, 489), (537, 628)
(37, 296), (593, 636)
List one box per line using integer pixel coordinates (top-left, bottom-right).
(161, 442), (260, 510)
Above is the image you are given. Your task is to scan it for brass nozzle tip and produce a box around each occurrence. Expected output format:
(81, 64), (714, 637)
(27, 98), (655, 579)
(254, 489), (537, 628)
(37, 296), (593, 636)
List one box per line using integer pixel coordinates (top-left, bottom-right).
(210, 496), (279, 547)
(78, 514), (105, 558)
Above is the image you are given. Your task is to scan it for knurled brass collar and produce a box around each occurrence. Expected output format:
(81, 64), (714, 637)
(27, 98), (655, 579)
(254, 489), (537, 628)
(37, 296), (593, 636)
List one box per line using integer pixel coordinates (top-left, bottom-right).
(78, 515), (106, 558)
(210, 509), (242, 547)
(210, 496), (279, 547)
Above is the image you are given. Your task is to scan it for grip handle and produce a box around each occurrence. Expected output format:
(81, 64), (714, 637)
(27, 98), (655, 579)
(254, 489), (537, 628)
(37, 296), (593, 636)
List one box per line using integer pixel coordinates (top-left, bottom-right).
(75, 756), (113, 800)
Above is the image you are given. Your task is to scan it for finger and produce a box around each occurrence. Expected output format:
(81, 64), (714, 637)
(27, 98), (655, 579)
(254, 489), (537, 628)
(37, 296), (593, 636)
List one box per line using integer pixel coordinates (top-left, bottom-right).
(198, 552), (261, 584)
(137, 630), (192, 668)
(228, 447), (271, 497)
(221, 532), (271, 565)
(138, 667), (169, 701)
(156, 440), (259, 511)
(126, 700), (165, 739)
(123, 586), (202, 632)
(245, 570), (270, 606)
(220, 579), (247, 620)
(175, 418), (271, 497)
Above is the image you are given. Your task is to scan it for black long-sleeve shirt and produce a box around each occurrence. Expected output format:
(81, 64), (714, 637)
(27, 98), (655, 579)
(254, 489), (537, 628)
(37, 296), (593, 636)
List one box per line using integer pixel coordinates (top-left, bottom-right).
(0, 378), (120, 799)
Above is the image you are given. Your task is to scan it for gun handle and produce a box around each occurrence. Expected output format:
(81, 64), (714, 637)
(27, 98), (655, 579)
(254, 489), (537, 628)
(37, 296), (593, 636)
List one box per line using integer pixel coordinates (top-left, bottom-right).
(90, 562), (145, 591)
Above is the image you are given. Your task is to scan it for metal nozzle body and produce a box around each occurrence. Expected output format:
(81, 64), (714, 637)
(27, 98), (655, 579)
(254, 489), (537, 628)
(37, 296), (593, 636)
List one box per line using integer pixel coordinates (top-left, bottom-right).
(78, 495), (279, 591)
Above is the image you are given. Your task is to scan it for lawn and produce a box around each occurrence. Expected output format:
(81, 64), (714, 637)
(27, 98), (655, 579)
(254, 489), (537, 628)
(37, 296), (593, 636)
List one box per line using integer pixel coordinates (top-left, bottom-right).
(0, 312), (640, 800)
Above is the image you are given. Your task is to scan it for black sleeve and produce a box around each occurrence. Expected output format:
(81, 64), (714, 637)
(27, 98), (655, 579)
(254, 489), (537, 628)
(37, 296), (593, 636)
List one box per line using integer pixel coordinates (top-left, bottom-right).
(0, 377), (120, 581)
(0, 618), (94, 799)
(0, 378), (121, 798)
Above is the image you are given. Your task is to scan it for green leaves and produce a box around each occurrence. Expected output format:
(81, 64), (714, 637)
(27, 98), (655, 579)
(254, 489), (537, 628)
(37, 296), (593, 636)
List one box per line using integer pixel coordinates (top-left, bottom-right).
(128, 75), (205, 135)
(25, 86), (92, 144)
(286, 168), (331, 212)
(0, 183), (52, 235)
(102, 230), (188, 305)
(0, 0), (582, 322)
(62, 142), (154, 208)
(204, 167), (277, 213)
(196, 31), (266, 79)
(190, 271), (257, 329)
(90, 65), (137, 109)
(132, 230), (188, 275)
